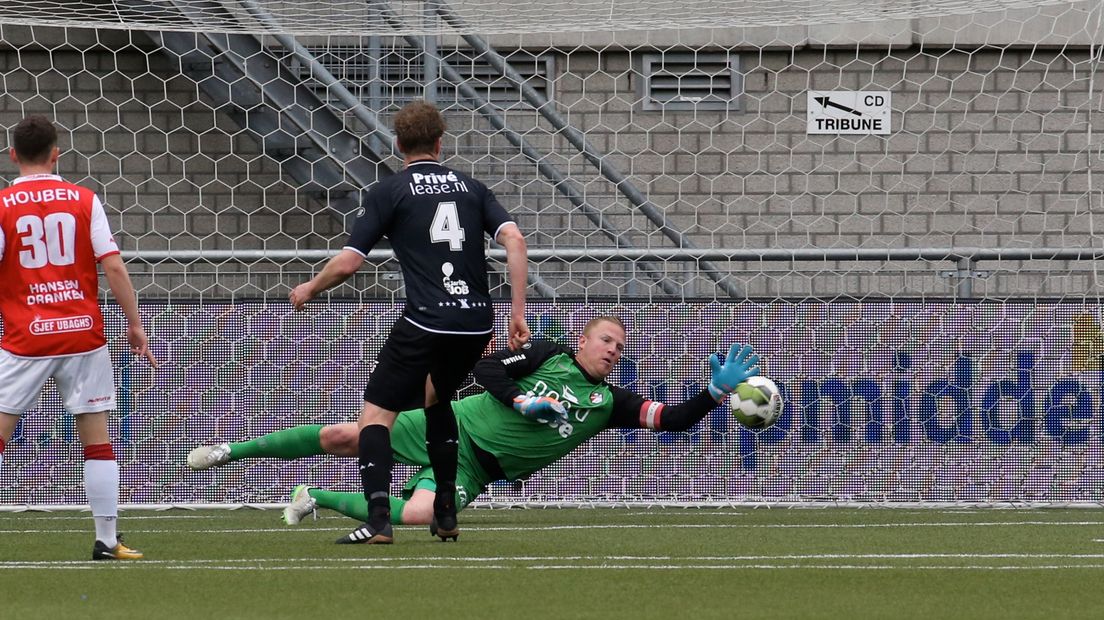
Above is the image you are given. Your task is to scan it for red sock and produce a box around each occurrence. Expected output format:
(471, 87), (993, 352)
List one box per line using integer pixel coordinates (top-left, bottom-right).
(83, 443), (114, 460)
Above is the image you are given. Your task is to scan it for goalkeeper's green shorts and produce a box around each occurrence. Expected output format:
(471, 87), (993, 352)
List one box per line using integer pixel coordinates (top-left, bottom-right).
(390, 407), (494, 511)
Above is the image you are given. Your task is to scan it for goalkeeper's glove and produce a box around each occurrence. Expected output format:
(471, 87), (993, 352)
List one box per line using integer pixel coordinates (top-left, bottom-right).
(513, 394), (569, 425)
(708, 343), (760, 402)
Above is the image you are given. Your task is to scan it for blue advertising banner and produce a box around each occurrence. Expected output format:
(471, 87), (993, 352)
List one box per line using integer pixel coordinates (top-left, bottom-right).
(1, 300), (1101, 505)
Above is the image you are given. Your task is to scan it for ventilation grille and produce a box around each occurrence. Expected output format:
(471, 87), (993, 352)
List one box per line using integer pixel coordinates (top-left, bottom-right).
(639, 52), (741, 111)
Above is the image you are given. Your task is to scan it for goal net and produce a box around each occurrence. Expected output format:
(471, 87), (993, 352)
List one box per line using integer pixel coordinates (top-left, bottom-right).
(0, 0), (1102, 507)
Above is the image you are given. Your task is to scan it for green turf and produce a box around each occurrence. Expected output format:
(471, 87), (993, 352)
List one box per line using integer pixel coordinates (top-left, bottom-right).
(2, 507), (1103, 619)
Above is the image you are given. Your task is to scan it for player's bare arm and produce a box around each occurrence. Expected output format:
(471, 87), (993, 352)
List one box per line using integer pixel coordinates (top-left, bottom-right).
(289, 249), (365, 310)
(496, 222), (530, 350)
(100, 253), (158, 368)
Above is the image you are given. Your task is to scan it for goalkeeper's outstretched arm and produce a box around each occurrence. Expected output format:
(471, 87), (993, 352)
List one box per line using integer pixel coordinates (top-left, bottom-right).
(606, 342), (760, 432)
(606, 385), (720, 433)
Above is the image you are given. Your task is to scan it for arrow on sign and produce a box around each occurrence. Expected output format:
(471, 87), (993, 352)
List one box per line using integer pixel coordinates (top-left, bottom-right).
(815, 96), (862, 116)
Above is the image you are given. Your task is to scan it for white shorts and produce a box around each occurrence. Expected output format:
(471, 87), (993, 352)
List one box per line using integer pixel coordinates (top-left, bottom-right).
(0, 347), (116, 415)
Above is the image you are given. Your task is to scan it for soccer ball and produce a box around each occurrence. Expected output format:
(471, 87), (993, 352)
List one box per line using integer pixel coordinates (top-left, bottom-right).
(729, 376), (783, 430)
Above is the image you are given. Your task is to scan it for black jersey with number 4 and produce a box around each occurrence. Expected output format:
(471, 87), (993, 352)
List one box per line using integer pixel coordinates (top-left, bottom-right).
(344, 161), (515, 335)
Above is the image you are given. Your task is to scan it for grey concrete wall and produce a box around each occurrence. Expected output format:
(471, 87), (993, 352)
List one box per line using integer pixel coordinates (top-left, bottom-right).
(0, 19), (1101, 300)
(498, 44), (1104, 299)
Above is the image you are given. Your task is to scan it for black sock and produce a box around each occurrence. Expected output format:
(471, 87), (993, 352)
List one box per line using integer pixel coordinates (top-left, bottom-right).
(424, 400), (458, 504)
(358, 424), (392, 527)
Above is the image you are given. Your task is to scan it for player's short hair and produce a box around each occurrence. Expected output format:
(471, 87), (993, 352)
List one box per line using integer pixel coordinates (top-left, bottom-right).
(583, 316), (626, 335)
(11, 115), (58, 164)
(393, 100), (446, 156)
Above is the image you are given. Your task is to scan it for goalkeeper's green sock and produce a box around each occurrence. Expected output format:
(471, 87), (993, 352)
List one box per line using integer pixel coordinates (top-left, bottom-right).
(309, 489), (407, 525)
(228, 425), (324, 460)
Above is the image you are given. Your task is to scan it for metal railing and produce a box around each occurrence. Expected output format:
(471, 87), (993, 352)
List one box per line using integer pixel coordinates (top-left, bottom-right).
(126, 246), (1104, 299)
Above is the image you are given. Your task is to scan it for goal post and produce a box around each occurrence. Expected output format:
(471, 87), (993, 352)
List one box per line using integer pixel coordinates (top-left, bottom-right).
(0, 0), (1102, 508)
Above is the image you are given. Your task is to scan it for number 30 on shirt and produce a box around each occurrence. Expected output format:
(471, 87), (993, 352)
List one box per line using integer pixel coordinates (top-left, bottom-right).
(17, 212), (77, 268)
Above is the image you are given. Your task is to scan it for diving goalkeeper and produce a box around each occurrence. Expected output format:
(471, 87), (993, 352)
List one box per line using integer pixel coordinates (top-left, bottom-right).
(187, 316), (759, 538)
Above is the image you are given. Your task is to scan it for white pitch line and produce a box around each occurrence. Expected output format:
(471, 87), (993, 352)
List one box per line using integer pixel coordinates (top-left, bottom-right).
(0, 509), (1058, 521)
(0, 556), (581, 566)
(3, 562), (1104, 571)
(530, 564), (1104, 571)
(0, 528), (353, 534)
(0, 514), (214, 521)
(3, 520), (1102, 535)
(3, 553), (1104, 567)
(601, 553), (1104, 560)
(621, 511), (751, 516)
(619, 510), (981, 516)
(468, 521), (1104, 530)
(0, 564), (516, 571)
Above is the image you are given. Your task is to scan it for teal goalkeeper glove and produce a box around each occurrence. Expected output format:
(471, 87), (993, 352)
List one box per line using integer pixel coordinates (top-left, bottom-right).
(708, 343), (760, 402)
(513, 395), (569, 425)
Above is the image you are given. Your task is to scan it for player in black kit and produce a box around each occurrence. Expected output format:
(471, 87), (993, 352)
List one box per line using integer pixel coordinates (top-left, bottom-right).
(289, 100), (530, 544)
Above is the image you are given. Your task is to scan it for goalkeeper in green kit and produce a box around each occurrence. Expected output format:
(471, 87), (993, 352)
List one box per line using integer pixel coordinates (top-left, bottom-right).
(187, 316), (759, 539)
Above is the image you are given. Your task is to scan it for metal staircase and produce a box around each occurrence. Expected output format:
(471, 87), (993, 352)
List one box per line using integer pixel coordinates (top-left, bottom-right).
(128, 0), (734, 298)
(148, 27), (396, 223)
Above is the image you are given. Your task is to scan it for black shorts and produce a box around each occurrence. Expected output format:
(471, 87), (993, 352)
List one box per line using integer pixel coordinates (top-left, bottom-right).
(363, 317), (493, 412)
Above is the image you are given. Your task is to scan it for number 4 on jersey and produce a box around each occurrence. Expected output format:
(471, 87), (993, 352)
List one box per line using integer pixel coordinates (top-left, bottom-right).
(430, 201), (466, 251)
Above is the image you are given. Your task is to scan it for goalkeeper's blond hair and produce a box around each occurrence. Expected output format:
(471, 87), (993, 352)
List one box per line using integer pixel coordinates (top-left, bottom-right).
(583, 316), (625, 335)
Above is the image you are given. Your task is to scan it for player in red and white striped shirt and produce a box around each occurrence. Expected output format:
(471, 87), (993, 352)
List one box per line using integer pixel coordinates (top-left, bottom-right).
(0, 115), (158, 561)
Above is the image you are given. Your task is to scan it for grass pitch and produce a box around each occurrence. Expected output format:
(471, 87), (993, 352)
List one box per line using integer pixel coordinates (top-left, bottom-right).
(2, 506), (1104, 619)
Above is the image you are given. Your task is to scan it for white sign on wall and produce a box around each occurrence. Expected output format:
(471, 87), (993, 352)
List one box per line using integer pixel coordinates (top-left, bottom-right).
(807, 91), (892, 135)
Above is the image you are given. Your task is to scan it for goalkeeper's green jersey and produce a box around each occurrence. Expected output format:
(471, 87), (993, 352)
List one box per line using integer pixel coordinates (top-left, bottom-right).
(457, 339), (719, 481)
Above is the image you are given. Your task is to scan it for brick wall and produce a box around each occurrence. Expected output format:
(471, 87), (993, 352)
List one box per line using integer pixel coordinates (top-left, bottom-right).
(0, 18), (1101, 299)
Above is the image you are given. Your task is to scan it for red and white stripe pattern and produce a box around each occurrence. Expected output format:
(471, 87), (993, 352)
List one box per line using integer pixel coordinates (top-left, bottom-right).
(639, 400), (664, 430)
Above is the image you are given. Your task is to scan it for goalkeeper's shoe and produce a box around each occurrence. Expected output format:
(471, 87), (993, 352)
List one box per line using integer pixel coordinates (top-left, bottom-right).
(187, 443), (231, 470)
(282, 484), (317, 526)
(92, 537), (144, 561)
(336, 521), (393, 545)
